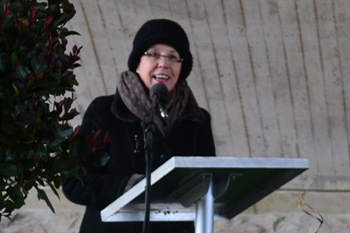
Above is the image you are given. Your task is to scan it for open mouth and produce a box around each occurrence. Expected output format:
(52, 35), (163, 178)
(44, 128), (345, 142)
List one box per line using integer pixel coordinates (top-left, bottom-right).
(153, 74), (170, 81)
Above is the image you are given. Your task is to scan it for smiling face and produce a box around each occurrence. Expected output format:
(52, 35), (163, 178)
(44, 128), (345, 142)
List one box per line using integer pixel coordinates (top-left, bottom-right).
(136, 44), (182, 92)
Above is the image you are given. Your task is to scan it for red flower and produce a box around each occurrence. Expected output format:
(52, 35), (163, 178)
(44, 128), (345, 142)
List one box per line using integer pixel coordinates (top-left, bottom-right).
(31, 5), (39, 24)
(45, 15), (53, 29)
(3, 2), (11, 18)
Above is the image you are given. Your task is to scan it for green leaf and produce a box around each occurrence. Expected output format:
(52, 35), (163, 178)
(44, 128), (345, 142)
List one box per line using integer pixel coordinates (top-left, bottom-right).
(3, 164), (17, 176)
(100, 152), (110, 166)
(16, 65), (31, 80)
(47, 179), (60, 198)
(59, 28), (80, 37)
(15, 111), (35, 126)
(48, 144), (63, 153)
(9, 3), (23, 15)
(21, 158), (36, 168)
(1, 14), (15, 30)
(31, 56), (41, 74)
(0, 55), (5, 72)
(23, 180), (36, 191)
(36, 187), (55, 213)
(0, 179), (6, 191)
(17, 132), (35, 145)
(69, 135), (85, 158)
(5, 150), (16, 162)
(11, 52), (18, 66)
(56, 127), (73, 138)
(12, 82), (19, 95)
(2, 123), (17, 135)
(53, 14), (69, 27)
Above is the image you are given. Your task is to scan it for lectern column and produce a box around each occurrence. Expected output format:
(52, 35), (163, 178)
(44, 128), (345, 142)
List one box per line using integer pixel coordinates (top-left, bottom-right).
(195, 179), (214, 233)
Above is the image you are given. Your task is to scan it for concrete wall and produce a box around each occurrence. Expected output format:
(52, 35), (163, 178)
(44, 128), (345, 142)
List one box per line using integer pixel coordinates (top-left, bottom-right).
(1, 0), (349, 232)
(65, 0), (350, 191)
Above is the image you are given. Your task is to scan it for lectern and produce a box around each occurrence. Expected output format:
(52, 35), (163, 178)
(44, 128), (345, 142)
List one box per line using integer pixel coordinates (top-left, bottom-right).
(101, 156), (309, 233)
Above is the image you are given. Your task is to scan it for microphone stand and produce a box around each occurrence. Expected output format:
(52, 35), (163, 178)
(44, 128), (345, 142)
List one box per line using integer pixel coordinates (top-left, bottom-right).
(142, 95), (157, 233)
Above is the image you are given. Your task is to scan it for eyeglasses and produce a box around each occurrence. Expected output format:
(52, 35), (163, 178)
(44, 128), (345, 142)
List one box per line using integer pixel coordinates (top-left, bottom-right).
(143, 51), (184, 63)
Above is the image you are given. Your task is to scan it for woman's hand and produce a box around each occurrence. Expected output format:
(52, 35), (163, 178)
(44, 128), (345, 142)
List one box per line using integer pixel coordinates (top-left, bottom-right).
(124, 174), (145, 193)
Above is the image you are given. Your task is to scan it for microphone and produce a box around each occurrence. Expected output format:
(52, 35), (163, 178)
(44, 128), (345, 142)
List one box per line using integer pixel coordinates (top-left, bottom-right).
(150, 83), (170, 124)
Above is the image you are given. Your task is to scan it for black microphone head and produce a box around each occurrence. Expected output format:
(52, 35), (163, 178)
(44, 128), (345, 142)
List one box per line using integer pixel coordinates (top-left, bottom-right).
(150, 83), (170, 102)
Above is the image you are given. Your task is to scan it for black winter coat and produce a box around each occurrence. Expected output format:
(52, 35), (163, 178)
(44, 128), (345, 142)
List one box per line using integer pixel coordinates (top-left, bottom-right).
(62, 95), (216, 233)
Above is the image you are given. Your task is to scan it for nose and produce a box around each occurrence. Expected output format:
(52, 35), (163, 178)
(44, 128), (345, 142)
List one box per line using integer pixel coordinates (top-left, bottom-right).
(157, 56), (170, 67)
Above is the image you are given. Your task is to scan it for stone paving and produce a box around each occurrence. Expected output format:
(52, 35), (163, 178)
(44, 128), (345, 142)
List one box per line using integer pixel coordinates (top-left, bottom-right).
(1, 189), (349, 233)
(1, 209), (350, 233)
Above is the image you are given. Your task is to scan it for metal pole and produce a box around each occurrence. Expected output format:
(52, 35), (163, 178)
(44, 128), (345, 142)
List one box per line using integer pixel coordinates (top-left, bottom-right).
(195, 180), (214, 233)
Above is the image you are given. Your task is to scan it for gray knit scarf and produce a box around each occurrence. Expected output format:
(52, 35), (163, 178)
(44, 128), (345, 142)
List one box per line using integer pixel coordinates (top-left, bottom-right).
(111, 71), (204, 136)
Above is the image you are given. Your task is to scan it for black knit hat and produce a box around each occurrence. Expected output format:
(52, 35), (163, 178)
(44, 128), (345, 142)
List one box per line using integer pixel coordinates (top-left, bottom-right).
(128, 19), (193, 80)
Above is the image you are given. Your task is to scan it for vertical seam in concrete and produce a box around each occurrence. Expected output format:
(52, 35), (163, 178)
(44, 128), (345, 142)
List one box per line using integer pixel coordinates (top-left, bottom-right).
(201, 0), (221, 114)
(148, 0), (154, 16)
(221, 0), (246, 156)
(97, 1), (119, 78)
(241, 0), (269, 156)
(167, 0), (173, 20)
(237, 0), (254, 157)
(331, 0), (350, 172)
(313, 0), (335, 173)
(80, 0), (108, 94)
(257, 0), (284, 156)
(202, 0), (222, 94)
(295, 0), (319, 171)
(184, 0), (210, 111)
(295, 0), (315, 140)
(276, 0), (299, 157)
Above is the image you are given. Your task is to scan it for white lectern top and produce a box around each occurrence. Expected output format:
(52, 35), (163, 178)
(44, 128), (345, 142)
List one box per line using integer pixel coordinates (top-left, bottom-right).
(101, 156), (309, 222)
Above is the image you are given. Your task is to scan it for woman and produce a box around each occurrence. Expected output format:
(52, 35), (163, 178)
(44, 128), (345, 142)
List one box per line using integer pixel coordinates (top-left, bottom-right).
(62, 18), (216, 233)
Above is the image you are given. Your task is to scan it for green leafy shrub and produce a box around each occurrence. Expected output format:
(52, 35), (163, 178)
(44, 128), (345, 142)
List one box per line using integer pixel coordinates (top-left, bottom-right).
(0, 0), (105, 220)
